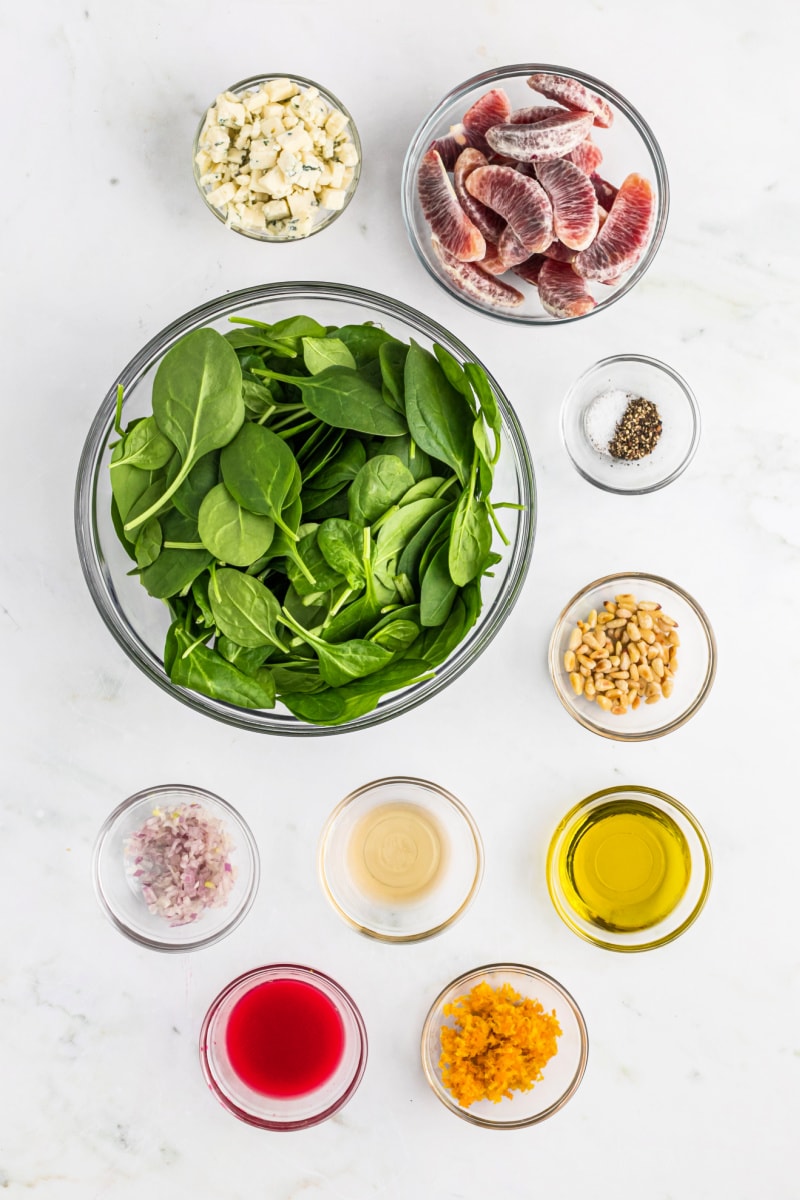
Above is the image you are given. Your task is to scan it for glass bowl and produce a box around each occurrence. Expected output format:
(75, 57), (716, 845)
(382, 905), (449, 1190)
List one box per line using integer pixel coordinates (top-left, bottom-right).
(421, 963), (588, 1128)
(548, 572), (716, 741)
(92, 784), (260, 952)
(75, 282), (535, 736)
(561, 354), (700, 493)
(401, 63), (669, 323)
(200, 964), (368, 1129)
(192, 73), (361, 241)
(318, 776), (484, 942)
(546, 784), (712, 952)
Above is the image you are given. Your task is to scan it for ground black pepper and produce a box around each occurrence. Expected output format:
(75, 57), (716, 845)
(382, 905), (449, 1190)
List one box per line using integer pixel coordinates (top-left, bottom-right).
(608, 395), (662, 460)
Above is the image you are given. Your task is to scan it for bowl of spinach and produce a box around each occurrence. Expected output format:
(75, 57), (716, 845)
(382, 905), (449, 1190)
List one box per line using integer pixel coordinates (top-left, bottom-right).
(75, 282), (535, 733)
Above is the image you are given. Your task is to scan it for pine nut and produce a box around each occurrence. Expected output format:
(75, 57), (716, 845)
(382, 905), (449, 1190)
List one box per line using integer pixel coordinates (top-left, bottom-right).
(569, 672), (584, 695)
(568, 627), (582, 651)
(564, 650), (576, 672)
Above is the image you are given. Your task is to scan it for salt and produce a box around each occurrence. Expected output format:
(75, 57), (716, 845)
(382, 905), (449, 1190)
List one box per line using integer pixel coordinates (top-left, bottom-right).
(584, 388), (633, 454)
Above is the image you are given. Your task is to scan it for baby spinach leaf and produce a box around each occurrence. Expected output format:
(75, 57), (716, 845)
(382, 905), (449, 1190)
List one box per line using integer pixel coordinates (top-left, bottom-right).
(416, 596), (468, 666)
(281, 658), (434, 724)
(126, 329), (244, 532)
(169, 627), (276, 709)
(395, 505), (453, 588)
(348, 455), (415, 525)
(287, 529), (346, 597)
(334, 323), (398, 366)
(171, 450), (221, 520)
(209, 568), (286, 650)
(302, 336), (357, 375)
(382, 434), (434, 483)
(220, 422), (301, 542)
(464, 361), (501, 444)
(373, 497), (448, 586)
(269, 663), (328, 695)
(110, 416), (174, 471)
(317, 519), (365, 588)
(379, 341), (409, 412)
(198, 482), (275, 566)
(369, 618), (420, 653)
(262, 366), (407, 436)
(420, 541), (458, 627)
(134, 517), (162, 568)
(279, 609), (393, 688)
(404, 341), (474, 486)
(216, 636), (270, 677)
(433, 344), (477, 410)
(448, 484), (493, 587)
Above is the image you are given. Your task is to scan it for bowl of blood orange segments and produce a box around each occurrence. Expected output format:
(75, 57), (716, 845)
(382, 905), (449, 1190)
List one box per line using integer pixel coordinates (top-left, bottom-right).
(200, 964), (367, 1129)
(401, 63), (669, 323)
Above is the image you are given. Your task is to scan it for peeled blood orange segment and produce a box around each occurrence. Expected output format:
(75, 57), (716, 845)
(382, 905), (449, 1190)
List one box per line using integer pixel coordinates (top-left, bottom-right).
(574, 172), (655, 282)
(509, 104), (563, 124)
(537, 259), (597, 317)
(453, 148), (506, 243)
(568, 136), (603, 175)
(527, 72), (614, 129)
(465, 165), (554, 254)
(535, 157), (599, 251)
(429, 125), (469, 171)
(431, 236), (525, 308)
(511, 254), (546, 286)
(498, 224), (534, 266)
(485, 110), (594, 162)
(477, 242), (510, 275)
(462, 88), (512, 154)
(417, 146), (486, 262)
(591, 173), (618, 212)
(543, 239), (577, 264)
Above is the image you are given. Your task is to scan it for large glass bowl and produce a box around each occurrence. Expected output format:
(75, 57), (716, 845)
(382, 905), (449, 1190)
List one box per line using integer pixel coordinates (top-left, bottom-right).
(401, 63), (669, 324)
(75, 282), (535, 735)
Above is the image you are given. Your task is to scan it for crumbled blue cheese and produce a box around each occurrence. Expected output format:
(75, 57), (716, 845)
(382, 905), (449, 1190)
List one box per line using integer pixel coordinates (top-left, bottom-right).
(196, 78), (359, 238)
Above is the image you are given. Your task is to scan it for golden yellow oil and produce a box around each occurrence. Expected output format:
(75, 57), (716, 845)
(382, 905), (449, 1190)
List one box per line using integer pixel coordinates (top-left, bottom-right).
(559, 800), (691, 933)
(347, 802), (447, 905)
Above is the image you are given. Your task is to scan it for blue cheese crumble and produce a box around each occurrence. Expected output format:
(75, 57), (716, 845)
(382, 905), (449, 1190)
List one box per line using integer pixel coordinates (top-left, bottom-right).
(195, 78), (359, 237)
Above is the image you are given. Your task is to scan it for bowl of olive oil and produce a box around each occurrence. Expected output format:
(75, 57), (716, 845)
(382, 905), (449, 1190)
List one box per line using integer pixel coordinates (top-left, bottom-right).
(546, 785), (712, 952)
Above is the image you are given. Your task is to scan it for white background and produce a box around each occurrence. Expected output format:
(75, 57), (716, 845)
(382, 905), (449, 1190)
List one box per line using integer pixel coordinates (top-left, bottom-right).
(2, 2), (798, 1197)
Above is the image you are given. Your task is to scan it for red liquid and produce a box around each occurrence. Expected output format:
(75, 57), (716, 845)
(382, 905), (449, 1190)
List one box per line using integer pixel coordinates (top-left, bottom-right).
(225, 978), (345, 1098)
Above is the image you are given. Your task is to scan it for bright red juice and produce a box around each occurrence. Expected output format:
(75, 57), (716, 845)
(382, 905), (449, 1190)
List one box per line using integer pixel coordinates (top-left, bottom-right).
(225, 978), (345, 1098)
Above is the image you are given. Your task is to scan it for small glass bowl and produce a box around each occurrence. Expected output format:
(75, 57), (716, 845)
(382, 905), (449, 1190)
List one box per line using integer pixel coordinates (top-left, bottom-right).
(192, 73), (361, 241)
(401, 63), (668, 324)
(561, 354), (700, 493)
(546, 784), (713, 952)
(74, 281), (535, 736)
(318, 776), (484, 942)
(548, 571), (716, 741)
(93, 784), (259, 952)
(200, 964), (368, 1129)
(421, 963), (588, 1128)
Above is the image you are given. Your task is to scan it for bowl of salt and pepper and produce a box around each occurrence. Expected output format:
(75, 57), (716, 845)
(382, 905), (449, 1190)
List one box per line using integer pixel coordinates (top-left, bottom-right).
(560, 353), (700, 494)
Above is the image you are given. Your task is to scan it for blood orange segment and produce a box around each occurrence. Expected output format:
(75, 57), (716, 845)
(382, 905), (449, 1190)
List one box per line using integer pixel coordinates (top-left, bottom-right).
(527, 72), (614, 129)
(537, 259), (597, 317)
(485, 110), (594, 162)
(568, 137), (603, 175)
(431, 236), (525, 308)
(591, 173), (618, 212)
(453, 148), (506, 243)
(466, 165), (554, 254)
(511, 254), (546, 286)
(543, 239), (578, 263)
(509, 104), (562, 125)
(535, 157), (599, 251)
(477, 242), (510, 275)
(430, 126), (469, 171)
(574, 172), (655, 282)
(417, 146), (486, 262)
(462, 88), (512, 154)
(498, 224), (534, 266)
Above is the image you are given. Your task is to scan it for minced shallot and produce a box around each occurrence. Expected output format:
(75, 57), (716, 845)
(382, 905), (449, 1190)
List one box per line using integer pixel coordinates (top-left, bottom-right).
(124, 803), (237, 926)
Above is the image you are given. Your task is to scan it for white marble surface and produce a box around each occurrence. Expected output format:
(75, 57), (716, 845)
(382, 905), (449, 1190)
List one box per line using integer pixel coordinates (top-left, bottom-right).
(3, 2), (798, 1196)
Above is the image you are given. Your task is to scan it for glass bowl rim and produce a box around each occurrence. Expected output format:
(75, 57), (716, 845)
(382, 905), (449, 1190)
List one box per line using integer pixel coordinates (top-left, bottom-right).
(317, 774), (485, 943)
(400, 61), (670, 326)
(198, 962), (368, 1130)
(547, 570), (717, 741)
(192, 72), (362, 242)
(92, 782), (261, 953)
(74, 280), (536, 736)
(560, 353), (701, 494)
(545, 783), (713, 953)
(420, 960), (589, 1128)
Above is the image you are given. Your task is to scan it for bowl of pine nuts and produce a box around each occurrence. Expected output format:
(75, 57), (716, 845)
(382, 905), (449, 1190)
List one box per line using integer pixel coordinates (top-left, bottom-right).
(548, 572), (716, 740)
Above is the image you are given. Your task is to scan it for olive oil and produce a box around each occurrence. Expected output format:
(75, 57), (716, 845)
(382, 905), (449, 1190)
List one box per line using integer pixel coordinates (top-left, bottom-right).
(347, 802), (447, 905)
(559, 799), (691, 933)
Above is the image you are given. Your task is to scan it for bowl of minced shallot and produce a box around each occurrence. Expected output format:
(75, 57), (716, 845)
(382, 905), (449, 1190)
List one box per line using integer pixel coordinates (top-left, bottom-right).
(93, 783), (260, 951)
